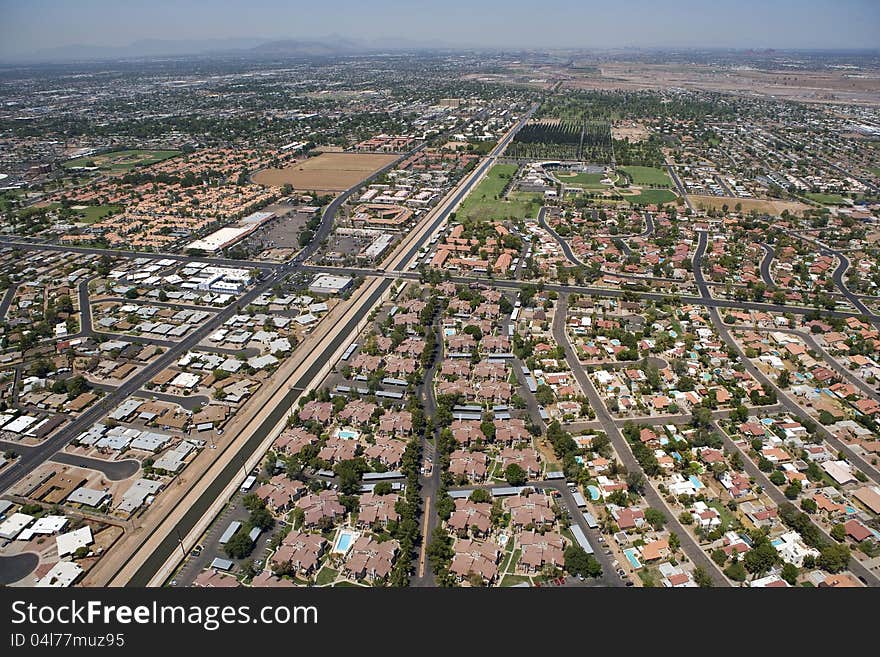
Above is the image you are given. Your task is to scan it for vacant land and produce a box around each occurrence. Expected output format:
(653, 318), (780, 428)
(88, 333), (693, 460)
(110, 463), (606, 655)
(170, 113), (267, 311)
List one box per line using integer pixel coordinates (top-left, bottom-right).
(690, 195), (809, 215)
(805, 192), (848, 205)
(458, 164), (540, 221)
(619, 166), (671, 186)
(252, 152), (398, 193)
(63, 149), (180, 172)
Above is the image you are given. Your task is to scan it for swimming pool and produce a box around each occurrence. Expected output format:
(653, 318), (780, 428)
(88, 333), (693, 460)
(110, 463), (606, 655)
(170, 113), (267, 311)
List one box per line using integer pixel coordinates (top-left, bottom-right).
(586, 485), (600, 501)
(443, 328), (456, 337)
(623, 548), (642, 569)
(771, 538), (783, 548)
(688, 475), (705, 490)
(334, 530), (358, 553)
(336, 428), (359, 440)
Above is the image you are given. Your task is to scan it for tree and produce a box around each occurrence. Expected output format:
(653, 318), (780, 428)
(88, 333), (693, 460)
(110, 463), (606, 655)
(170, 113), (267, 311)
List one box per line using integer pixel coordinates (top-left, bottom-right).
(224, 531), (254, 559)
(626, 471), (645, 494)
(769, 470), (786, 486)
(817, 544), (850, 573)
(724, 560), (747, 582)
(743, 539), (778, 576)
(711, 548), (728, 567)
(373, 481), (393, 496)
(469, 488), (491, 504)
(693, 566), (713, 588)
(800, 498), (817, 513)
(781, 562), (799, 585)
(830, 523), (847, 542)
(564, 545), (603, 579)
(644, 508), (666, 530)
(777, 369), (791, 388)
(250, 506), (275, 531)
(504, 463), (527, 486)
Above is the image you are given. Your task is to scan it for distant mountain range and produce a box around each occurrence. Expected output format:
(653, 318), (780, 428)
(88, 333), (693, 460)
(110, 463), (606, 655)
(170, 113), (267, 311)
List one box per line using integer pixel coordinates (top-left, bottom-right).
(1, 35), (462, 63)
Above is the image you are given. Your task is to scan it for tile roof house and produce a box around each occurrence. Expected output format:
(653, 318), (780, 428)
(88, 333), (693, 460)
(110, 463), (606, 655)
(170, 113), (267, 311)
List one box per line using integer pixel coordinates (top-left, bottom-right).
(449, 539), (501, 584)
(357, 492), (400, 527)
(448, 498), (493, 536)
(296, 490), (345, 527)
(517, 530), (565, 573)
(343, 536), (399, 582)
(270, 530), (327, 575)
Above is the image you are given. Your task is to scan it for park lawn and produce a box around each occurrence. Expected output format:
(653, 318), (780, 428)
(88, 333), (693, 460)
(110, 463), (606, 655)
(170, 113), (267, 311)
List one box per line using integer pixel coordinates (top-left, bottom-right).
(500, 574), (531, 587)
(63, 149), (180, 172)
(73, 204), (122, 223)
(619, 165), (671, 186)
(333, 580), (364, 587)
(458, 164), (540, 222)
(805, 192), (847, 205)
(315, 566), (338, 586)
(628, 188), (677, 205)
(501, 547), (522, 573)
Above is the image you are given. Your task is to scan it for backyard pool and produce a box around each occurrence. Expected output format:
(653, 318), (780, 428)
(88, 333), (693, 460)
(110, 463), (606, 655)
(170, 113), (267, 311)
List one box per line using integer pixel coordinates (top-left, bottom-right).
(587, 485), (600, 501)
(623, 548), (642, 569)
(688, 475), (705, 490)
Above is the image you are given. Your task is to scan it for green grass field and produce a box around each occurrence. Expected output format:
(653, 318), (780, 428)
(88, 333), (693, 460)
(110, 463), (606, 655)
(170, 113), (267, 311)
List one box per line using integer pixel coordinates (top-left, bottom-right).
(315, 566), (338, 586)
(63, 149), (180, 172)
(555, 171), (609, 188)
(458, 164), (540, 221)
(72, 204), (122, 223)
(627, 188), (677, 205)
(619, 166), (671, 187)
(870, 167), (880, 178)
(805, 192), (847, 205)
(500, 574), (531, 587)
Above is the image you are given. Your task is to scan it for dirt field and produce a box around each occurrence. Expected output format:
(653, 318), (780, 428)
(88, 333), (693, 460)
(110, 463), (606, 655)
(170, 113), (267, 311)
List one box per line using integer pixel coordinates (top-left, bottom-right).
(252, 152), (397, 193)
(612, 122), (649, 142)
(689, 195), (810, 216)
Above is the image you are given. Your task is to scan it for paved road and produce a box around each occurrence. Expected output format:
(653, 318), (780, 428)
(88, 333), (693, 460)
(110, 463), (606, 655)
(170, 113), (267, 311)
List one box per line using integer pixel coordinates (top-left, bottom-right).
(552, 292), (730, 586)
(0, 553), (39, 585)
(0, 284), (18, 320)
(760, 244), (776, 288)
(50, 452), (140, 481)
(665, 161), (694, 212)
(712, 420), (880, 587)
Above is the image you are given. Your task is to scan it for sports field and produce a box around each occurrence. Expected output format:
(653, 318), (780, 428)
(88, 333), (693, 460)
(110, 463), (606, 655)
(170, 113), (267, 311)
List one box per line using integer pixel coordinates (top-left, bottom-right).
(63, 149), (180, 172)
(625, 188), (677, 205)
(618, 165), (671, 186)
(555, 171), (610, 188)
(71, 204), (122, 223)
(805, 192), (847, 205)
(457, 164), (540, 221)
(252, 152), (398, 193)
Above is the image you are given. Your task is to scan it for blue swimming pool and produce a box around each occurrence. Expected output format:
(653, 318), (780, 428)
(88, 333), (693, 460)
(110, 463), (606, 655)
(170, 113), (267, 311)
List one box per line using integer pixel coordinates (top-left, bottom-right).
(623, 548), (642, 569)
(587, 485), (600, 501)
(334, 530), (356, 553)
(688, 475), (705, 489)
(337, 428), (358, 440)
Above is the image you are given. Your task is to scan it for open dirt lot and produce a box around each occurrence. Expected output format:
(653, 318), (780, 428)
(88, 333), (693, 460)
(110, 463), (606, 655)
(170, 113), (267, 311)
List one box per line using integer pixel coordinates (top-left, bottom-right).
(252, 152), (398, 193)
(689, 195), (810, 216)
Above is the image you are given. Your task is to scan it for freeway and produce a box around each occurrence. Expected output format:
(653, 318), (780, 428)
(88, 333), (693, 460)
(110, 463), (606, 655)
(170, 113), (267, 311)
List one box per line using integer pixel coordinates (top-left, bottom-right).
(552, 291), (730, 586)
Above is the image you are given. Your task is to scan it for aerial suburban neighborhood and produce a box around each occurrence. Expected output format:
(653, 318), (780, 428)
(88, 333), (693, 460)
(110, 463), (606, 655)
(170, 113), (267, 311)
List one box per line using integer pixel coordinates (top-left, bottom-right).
(1, 4), (879, 597)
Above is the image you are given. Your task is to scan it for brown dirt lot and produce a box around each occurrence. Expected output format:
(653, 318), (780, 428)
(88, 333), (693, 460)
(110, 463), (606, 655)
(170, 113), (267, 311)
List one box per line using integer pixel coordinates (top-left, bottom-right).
(689, 195), (810, 216)
(252, 152), (398, 193)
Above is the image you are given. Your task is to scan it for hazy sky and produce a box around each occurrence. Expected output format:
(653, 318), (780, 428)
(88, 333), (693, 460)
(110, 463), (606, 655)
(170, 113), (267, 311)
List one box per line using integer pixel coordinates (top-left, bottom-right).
(1, 0), (878, 57)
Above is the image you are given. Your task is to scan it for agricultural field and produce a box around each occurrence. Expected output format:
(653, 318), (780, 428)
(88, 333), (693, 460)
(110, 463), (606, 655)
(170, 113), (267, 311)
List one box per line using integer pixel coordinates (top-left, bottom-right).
(457, 164), (541, 222)
(619, 165), (672, 187)
(63, 149), (180, 172)
(507, 119), (613, 162)
(252, 152), (397, 193)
